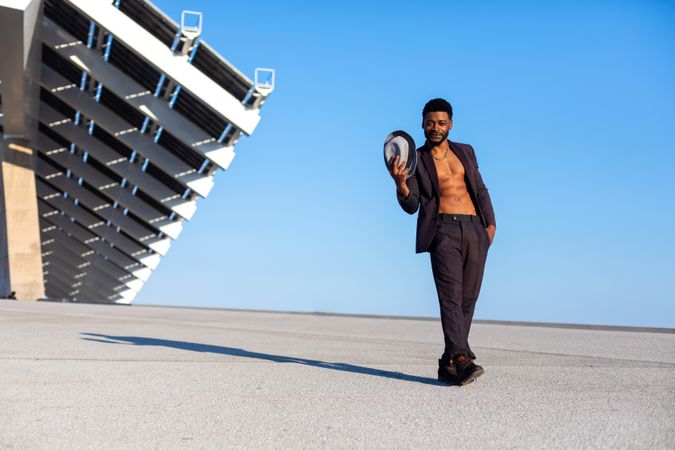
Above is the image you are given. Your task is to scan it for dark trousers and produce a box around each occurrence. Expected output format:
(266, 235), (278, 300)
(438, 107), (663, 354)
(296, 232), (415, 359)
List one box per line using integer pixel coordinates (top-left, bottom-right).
(430, 214), (490, 362)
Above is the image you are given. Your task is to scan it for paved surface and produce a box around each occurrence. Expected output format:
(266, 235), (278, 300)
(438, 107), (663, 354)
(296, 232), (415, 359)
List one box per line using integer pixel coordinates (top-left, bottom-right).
(1, 301), (673, 449)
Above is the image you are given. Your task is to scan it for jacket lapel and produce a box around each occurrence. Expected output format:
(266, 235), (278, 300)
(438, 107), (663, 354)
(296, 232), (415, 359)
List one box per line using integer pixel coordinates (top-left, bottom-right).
(421, 140), (474, 196)
(448, 140), (476, 191)
(419, 145), (440, 197)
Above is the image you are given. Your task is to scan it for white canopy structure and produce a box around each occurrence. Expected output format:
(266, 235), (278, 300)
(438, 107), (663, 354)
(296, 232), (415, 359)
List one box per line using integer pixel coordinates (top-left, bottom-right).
(0, 0), (274, 303)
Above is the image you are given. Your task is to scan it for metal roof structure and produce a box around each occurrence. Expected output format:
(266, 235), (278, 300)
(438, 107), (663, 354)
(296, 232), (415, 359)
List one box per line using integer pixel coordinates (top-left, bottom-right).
(0, 0), (274, 303)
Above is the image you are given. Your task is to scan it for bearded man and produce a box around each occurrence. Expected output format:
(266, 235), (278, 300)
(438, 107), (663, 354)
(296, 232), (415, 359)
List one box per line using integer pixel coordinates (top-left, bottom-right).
(389, 98), (496, 386)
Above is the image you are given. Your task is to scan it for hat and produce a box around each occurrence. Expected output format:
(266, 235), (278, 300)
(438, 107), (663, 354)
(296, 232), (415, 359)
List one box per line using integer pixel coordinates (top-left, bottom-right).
(384, 130), (417, 178)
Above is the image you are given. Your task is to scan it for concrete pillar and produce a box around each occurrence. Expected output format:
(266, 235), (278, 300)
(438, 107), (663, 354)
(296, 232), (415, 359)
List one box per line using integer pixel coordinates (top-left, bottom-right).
(0, 0), (45, 300)
(0, 140), (45, 300)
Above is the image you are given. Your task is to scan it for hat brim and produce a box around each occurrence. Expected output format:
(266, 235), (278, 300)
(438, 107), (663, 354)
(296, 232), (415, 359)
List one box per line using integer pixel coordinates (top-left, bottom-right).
(384, 130), (417, 178)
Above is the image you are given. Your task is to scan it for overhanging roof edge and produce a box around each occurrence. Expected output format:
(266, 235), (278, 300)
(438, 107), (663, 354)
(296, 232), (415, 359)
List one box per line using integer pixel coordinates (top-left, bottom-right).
(140, 0), (254, 86)
(64, 0), (261, 135)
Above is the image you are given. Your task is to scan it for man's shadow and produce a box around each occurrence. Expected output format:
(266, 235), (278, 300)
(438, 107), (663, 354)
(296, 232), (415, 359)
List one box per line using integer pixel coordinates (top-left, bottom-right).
(81, 333), (444, 386)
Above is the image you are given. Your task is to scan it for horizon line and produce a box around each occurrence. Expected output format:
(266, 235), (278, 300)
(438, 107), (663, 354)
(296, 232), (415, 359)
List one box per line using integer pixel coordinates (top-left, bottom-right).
(130, 302), (675, 334)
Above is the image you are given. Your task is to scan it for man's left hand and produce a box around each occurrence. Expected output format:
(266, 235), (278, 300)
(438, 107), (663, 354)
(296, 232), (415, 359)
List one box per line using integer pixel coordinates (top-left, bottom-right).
(485, 225), (496, 245)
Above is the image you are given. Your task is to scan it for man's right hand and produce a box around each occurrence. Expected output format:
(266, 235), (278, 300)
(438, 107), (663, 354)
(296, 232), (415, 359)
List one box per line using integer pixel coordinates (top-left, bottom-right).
(388, 155), (410, 199)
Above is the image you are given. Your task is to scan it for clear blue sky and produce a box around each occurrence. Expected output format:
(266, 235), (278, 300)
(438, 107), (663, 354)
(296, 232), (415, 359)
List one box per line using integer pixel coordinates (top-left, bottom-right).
(139, 0), (675, 328)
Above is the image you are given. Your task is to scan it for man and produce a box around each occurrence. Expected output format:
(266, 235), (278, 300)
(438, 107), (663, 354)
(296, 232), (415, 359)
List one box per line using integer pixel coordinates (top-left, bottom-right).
(389, 98), (496, 386)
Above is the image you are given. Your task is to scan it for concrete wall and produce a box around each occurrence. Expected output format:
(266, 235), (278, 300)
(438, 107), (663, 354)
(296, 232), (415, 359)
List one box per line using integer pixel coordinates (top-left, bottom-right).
(0, 0), (45, 300)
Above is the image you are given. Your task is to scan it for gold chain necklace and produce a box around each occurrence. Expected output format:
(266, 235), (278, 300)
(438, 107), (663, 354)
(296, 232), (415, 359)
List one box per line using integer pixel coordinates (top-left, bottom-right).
(431, 148), (449, 160)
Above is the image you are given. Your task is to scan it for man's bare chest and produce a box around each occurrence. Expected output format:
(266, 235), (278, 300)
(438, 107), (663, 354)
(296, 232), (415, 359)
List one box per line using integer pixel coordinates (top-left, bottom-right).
(433, 152), (466, 183)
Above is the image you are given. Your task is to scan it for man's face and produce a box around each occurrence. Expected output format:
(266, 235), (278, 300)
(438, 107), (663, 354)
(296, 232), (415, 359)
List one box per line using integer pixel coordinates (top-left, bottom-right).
(423, 111), (452, 145)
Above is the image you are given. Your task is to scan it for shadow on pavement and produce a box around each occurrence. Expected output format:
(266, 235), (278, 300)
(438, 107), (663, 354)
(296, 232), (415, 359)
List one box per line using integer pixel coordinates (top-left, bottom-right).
(81, 333), (445, 386)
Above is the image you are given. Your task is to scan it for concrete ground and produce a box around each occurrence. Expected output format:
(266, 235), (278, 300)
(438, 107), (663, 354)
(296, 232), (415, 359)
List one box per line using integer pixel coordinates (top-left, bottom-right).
(1, 301), (673, 449)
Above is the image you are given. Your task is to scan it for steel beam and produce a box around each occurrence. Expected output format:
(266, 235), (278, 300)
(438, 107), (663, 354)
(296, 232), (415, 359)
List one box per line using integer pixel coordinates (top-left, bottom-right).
(36, 178), (155, 264)
(38, 102), (198, 220)
(65, 0), (261, 135)
(40, 218), (144, 284)
(43, 237), (141, 292)
(40, 65), (214, 197)
(36, 157), (171, 255)
(34, 134), (184, 239)
(42, 17), (237, 169)
(38, 199), (141, 271)
(42, 252), (129, 299)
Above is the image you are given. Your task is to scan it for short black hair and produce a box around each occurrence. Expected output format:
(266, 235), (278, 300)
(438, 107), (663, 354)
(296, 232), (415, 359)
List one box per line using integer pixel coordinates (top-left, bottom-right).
(422, 98), (453, 120)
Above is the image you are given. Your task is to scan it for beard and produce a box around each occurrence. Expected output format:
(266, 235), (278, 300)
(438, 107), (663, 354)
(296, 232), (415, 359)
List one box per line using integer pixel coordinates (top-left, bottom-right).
(424, 129), (449, 145)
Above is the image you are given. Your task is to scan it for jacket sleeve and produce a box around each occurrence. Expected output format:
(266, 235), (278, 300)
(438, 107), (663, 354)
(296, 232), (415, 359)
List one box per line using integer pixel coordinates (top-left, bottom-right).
(468, 145), (496, 228)
(397, 171), (420, 215)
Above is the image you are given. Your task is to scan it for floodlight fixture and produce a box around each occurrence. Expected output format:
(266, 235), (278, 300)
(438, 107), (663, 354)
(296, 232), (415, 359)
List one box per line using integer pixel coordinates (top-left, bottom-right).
(181, 10), (202, 40)
(254, 68), (275, 96)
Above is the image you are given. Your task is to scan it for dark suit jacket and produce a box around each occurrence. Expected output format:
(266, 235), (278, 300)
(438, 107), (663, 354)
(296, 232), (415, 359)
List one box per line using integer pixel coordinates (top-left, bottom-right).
(398, 140), (496, 253)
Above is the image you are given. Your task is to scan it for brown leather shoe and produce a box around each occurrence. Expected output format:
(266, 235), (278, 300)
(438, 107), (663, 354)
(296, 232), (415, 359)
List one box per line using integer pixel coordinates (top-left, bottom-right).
(453, 354), (484, 386)
(437, 359), (458, 385)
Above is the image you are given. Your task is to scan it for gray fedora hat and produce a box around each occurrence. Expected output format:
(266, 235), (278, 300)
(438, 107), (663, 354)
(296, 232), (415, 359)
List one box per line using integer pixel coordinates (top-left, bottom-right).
(384, 130), (417, 178)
